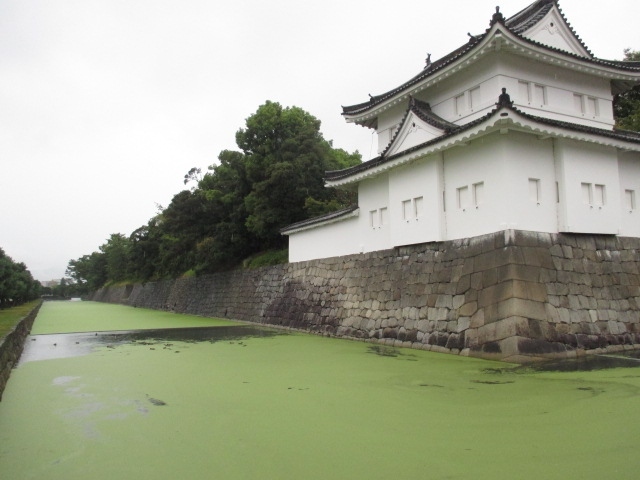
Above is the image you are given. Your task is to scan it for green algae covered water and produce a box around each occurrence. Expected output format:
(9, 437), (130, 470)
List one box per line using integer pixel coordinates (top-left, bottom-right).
(1, 302), (639, 479)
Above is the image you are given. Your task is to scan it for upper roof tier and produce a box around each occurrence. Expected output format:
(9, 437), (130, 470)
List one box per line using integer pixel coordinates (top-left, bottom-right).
(342, 0), (640, 125)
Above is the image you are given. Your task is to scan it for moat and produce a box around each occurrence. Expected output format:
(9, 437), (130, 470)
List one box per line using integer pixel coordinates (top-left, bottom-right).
(1, 301), (639, 479)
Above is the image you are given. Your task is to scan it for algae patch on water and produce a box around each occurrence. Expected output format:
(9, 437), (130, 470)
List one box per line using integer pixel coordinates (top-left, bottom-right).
(30, 300), (237, 335)
(2, 301), (640, 480)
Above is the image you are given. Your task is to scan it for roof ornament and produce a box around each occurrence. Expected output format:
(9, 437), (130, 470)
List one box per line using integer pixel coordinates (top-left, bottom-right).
(490, 6), (505, 26)
(425, 53), (432, 68)
(497, 88), (513, 107)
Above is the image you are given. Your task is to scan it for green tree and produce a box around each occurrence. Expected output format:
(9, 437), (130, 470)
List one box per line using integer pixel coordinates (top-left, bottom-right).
(0, 248), (41, 308)
(66, 251), (107, 292)
(614, 49), (640, 132)
(236, 101), (360, 247)
(100, 233), (131, 283)
(128, 218), (162, 281)
(193, 149), (255, 273)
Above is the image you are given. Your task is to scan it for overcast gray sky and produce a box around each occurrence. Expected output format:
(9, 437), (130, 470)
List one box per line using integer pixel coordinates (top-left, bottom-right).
(1, 0), (638, 281)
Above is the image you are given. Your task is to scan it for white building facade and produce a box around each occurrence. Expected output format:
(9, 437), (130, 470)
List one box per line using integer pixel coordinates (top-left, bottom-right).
(282, 0), (640, 262)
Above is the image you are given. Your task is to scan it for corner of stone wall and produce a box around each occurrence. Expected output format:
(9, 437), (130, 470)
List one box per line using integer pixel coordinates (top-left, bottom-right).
(465, 231), (640, 361)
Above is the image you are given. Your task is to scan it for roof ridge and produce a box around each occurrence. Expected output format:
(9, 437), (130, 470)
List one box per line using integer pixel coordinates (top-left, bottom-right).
(505, 0), (554, 30)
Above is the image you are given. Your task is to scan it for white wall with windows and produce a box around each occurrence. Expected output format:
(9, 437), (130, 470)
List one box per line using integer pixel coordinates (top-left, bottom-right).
(371, 52), (615, 157)
(619, 152), (640, 237)
(555, 139), (620, 234)
(388, 154), (444, 247)
(286, 133), (638, 263)
(497, 54), (614, 129)
(501, 132), (558, 233)
(356, 174), (391, 253)
(444, 134), (512, 239)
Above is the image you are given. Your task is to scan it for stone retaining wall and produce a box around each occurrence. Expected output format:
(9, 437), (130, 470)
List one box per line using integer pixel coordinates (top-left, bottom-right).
(0, 301), (42, 401)
(91, 230), (640, 362)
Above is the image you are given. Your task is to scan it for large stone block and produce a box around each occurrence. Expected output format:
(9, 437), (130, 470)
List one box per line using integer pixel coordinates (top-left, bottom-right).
(496, 298), (547, 321)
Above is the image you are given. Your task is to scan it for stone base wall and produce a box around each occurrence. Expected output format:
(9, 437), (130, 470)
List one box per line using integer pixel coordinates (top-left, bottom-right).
(0, 301), (42, 401)
(91, 230), (640, 362)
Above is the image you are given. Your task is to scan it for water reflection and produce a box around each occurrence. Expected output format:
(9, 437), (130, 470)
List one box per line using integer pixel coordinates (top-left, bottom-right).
(19, 325), (285, 365)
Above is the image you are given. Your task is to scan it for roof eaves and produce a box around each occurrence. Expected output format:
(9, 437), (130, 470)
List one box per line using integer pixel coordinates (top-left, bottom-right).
(341, 35), (484, 117)
(508, 32), (640, 72)
(280, 205), (359, 235)
(510, 107), (640, 143)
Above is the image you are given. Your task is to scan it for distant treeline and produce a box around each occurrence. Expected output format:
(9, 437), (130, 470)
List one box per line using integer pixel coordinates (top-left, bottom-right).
(0, 248), (41, 308)
(66, 101), (361, 292)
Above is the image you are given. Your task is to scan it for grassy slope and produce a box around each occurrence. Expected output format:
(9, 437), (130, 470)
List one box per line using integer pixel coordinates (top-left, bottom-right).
(0, 300), (41, 339)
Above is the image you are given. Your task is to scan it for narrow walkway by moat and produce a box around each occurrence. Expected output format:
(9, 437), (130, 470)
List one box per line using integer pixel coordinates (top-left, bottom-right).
(1, 301), (639, 479)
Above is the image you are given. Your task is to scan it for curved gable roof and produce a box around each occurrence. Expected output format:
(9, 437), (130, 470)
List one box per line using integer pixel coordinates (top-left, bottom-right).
(506, 0), (591, 57)
(379, 97), (456, 155)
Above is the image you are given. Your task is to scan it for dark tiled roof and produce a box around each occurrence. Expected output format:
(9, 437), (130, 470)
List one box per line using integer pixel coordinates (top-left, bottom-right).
(328, 102), (640, 183)
(506, 0), (555, 33)
(410, 98), (458, 130)
(514, 108), (640, 142)
(341, 37), (481, 117)
(280, 205), (358, 233)
(342, 1), (638, 117)
(608, 60), (640, 69)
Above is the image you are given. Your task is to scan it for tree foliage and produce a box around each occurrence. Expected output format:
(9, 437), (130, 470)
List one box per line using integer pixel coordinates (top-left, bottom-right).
(614, 49), (640, 132)
(0, 248), (41, 308)
(67, 101), (361, 286)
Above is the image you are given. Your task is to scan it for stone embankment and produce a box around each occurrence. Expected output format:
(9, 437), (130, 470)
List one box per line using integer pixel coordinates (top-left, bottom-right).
(0, 301), (42, 401)
(92, 230), (640, 362)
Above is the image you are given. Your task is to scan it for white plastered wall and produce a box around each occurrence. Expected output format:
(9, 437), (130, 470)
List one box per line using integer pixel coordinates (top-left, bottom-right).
(444, 134), (512, 239)
(374, 51), (614, 157)
(618, 152), (640, 237)
(444, 131), (560, 239)
(498, 53), (614, 129)
(287, 216), (360, 262)
(388, 153), (444, 247)
(500, 131), (558, 233)
(555, 138), (621, 234)
(356, 173), (391, 253)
